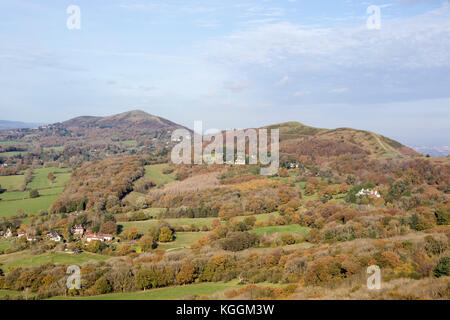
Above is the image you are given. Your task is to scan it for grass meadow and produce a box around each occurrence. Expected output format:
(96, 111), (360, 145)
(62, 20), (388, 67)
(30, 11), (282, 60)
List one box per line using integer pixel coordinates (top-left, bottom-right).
(0, 167), (70, 217)
(143, 163), (175, 186)
(0, 250), (110, 271)
(249, 224), (310, 236)
(50, 280), (241, 300)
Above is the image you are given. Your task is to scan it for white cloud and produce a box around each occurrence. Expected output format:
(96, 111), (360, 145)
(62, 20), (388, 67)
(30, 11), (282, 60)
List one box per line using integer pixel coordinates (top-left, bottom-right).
(207, 4), (450, 69)
(275, 76), (289, 86)
(223, 81), (252, 93)
(330, 88), (349, 94)
(294, 90), (311, 96)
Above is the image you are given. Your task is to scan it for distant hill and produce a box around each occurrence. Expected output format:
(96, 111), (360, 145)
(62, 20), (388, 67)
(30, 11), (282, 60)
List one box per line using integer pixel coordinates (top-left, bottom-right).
(62, 110), (183, 131)
(262, 121), (420, 159)
(0, 120), (44, 130)
(0, 110), (190, 160)
(0, 111), (423, 161)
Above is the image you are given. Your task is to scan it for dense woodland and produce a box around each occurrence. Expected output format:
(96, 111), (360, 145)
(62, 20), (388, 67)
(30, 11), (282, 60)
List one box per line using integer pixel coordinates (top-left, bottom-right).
(0, 113), (448, 300)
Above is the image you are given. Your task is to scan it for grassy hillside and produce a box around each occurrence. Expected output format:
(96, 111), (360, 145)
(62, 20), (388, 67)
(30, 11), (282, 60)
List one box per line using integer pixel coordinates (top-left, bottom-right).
(0, 167), (70, 217)
(50, 280), (240, 300)
(143, 163), (175, 186)
(0, 250), (109, 271)
(250, 225), (309, 236)
(264, 121), (419, 159)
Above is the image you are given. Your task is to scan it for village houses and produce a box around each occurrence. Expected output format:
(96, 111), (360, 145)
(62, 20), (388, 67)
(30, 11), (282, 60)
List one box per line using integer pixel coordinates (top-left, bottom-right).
(71, 224), (85, 236)
(357, 188), (381, 198)
(85, 232), (114, 243)
(46, 231), (62, 242)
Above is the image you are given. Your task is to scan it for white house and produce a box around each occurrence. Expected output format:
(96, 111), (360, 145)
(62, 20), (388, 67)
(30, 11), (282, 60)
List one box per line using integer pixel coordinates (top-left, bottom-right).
(3, 228), (13, 238)
(47, 231), (62, 242)
(26, 235), (37, 242)
(71, 224), (85, 236)
(85, 232), (114, 242)
(288, 163), (299, 169)
(357, 188), (381, 198)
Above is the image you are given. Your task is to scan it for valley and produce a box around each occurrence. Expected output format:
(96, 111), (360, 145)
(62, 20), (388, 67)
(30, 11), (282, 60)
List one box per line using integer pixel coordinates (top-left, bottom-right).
(0, 110), (448, 301)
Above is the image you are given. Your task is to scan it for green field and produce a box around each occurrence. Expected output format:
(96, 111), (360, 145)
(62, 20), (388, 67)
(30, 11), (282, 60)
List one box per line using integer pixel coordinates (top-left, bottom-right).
(0, 151), (28, 157)
(0, 187), (64, 201)
(0, 175), (24, 191)
(143, 163), (175, 186)
(250, 224), (310, 236)
(0, 290), (35, 298)
(0, 167), (70, 217)
(0, 238), (13, 252)
(121, 212), (281, 234)
(51, 280), (240, 300)
(122, 191), (148, 207)
(157, 232), (208, 250)
(0, 141), (27, 146)
(0, 250), (110, 271)
(121, 217), (215, 234)
(0, 193), (60, 217)
(43, 146), (64, 152)
(27, 167), (71, 190)
(120, 140), (138, 147)
(235, 212), (280, 222)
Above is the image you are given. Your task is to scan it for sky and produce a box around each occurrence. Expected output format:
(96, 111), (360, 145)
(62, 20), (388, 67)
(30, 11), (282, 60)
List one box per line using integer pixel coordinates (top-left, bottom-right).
(0, 0), (449, 146)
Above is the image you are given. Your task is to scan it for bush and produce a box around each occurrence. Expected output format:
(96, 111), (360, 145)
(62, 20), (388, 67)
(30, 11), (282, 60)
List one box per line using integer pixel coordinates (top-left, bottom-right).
(29, 189), (39, 198)
(158, 227), (174, 242)
(139, 236), (156, 252)
(435, 205), (450, 225)
(92, 276), (112, 295)
(433, 256), (450, 278)
(218, 232), (259, 252)
(280, 233), (296, 245)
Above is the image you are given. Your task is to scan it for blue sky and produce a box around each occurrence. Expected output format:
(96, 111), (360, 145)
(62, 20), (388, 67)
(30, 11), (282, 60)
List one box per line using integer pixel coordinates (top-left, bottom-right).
(0, 0), (449, 146)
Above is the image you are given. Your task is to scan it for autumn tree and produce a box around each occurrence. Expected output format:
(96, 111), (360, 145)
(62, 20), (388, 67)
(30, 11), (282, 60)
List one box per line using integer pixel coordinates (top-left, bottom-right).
(139, 235), (156, 252)
(158, 227), (174, 242)
(92, 276), (112, 295)
(211, 219), (221, 230)
(278, 168), (289, 178)
(29, 189), (39, 198)
(339, 182), (349, 194)
(124, 227), (139, 240)
(176, 262), (196, 285)
(47, 172), (55, 182)
(100, 221), (118, 235)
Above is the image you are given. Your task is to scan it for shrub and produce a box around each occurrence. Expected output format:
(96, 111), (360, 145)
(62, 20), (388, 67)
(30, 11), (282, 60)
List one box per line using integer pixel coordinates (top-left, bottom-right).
(433, 256), (450, 278)
(158, 227), (174, 242)
(29, 189), (39, 198)
(139, 236), (156, 252)
(435, 205), (450, 225)
(92, 276), (112, 295)
(176, 262), (196, 285)
(218, 232), (259, 252)
(280, 233), (296, 245)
